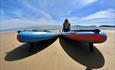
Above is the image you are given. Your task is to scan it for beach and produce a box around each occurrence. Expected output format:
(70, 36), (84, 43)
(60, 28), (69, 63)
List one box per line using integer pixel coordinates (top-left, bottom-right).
(0, 30), (115, 70)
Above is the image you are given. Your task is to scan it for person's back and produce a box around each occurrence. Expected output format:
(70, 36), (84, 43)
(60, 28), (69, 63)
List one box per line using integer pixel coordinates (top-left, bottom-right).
(62, 19), (71, 32)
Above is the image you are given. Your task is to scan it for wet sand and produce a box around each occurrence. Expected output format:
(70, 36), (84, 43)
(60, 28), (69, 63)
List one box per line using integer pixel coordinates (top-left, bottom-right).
(0, 30), (115, 70)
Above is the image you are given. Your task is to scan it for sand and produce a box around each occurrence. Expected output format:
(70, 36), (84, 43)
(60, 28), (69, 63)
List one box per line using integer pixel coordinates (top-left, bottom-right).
(0, 30), (115, 70)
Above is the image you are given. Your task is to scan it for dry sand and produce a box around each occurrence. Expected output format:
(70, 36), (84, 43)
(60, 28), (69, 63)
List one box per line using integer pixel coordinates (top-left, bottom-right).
(0, 30), (115, 70)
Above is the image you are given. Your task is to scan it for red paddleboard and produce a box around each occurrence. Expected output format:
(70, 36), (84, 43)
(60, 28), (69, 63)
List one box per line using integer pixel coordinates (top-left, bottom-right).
(61, 31), (107, 43)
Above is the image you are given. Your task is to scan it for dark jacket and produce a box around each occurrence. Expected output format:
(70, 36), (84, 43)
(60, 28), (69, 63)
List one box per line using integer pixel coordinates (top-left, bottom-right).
(63, 23), (70, 32)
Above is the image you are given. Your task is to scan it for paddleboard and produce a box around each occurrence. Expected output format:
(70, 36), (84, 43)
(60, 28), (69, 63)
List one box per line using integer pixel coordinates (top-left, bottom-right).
(17, 31), (58, 43)
(61, 31), (107, 43)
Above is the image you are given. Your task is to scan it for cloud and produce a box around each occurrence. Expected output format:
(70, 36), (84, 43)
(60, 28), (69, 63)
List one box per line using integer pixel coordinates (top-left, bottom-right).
(34, 0), (99, 19)
(1, 0), (115, 29)
(17, 0), (52, 19)
(0, 8), (24, 19)
(0, 9), (12, 19)
(0, 18), (58, 30)
(65, 8), (115, 25)
(0, 0), (99, 20)
(75, 0), (98, 8)
(82, 9), (115, 20)
(12, 10), (24, 18)
(0, 8), (4, 15)
(67, 17), (115, 26)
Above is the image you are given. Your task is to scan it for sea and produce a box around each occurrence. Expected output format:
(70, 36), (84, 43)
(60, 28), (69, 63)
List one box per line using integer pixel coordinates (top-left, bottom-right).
(0, 25), (115, 32)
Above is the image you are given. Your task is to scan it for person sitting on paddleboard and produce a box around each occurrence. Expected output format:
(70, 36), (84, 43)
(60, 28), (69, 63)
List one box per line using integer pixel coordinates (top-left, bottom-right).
(62, 19), (71, 32)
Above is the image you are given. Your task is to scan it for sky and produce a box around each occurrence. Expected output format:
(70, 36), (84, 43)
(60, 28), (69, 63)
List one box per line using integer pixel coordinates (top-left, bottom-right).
(0, 0), (115, 30)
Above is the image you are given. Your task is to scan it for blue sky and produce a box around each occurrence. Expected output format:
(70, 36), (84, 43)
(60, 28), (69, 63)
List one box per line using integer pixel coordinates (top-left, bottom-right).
(0, 0), (115, 29)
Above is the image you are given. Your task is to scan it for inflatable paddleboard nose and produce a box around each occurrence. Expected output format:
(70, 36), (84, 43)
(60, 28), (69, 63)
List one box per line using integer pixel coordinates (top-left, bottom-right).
(17, 34), (20, 41)
(17, 34), (21, 42)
